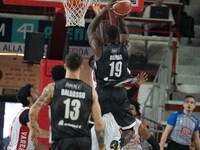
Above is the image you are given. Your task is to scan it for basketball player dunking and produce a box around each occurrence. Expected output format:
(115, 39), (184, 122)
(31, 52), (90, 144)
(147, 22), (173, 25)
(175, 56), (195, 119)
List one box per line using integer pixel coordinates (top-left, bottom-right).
(87, 0), (136, 149)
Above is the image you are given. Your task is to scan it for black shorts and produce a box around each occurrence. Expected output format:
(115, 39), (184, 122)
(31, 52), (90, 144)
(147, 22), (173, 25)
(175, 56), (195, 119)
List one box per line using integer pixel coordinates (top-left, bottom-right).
(167, 140), (189, 150)
(51, 137), (91, 150)
(96, 86), (135, 128)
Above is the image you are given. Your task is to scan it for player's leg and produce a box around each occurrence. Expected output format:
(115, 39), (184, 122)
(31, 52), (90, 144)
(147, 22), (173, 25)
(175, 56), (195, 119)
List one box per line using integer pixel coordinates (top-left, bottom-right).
(110, 87), (136, 150)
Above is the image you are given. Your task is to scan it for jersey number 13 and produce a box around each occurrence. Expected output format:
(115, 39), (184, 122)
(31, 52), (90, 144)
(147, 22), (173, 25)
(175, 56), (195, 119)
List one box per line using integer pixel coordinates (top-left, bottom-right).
(63, 98), (81, 121)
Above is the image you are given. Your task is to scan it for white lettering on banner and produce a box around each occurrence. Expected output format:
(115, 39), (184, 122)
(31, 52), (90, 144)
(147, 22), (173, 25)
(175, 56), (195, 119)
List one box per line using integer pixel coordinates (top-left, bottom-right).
(0, 42), (48, 54)
(17, 23), (34, 39)
(0, 42), (24, 53)
(69, 46), (93, 59)
(3, 44), (23, 53)
(0, 23), (5, 36)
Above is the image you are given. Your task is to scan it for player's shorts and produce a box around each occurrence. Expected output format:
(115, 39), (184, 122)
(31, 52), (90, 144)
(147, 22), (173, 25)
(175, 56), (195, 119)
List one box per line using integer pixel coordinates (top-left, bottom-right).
(167, 140), (189, 150)
(51, 137), (91, 150)
(96, 86), (135, 129)
(91, 113), (120, 150)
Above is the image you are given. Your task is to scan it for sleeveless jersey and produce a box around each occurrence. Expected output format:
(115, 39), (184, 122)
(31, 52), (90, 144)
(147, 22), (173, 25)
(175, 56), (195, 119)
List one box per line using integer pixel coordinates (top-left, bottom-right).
(123, 118), (142, 150)
(8, 107), (34, 150)
(94, 43), (133, 87)
(50, 78), (92, 141)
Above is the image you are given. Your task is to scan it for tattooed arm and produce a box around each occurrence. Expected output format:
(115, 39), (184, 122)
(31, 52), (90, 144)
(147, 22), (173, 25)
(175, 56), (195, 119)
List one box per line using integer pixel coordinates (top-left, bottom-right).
(29, 83), (55, 143)
(91, 88), (105, 150)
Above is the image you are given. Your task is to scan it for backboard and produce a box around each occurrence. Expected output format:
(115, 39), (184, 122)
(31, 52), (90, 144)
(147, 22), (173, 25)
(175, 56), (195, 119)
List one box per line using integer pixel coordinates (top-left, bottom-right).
(3, 0), (144, 12)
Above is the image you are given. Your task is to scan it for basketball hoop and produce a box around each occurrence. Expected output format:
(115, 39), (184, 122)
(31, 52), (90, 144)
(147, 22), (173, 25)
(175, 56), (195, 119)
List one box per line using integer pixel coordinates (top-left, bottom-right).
(61, 0), (92, 27)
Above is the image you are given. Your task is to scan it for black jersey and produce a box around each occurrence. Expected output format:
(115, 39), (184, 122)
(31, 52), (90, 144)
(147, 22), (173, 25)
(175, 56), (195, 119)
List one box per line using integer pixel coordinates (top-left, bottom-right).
(50, 78), (92, 141)
(94, 43), (133, 87)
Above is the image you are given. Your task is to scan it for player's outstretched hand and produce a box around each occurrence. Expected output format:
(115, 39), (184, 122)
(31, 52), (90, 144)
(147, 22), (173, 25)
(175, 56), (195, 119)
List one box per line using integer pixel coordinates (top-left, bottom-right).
(135, 72), (148, 87)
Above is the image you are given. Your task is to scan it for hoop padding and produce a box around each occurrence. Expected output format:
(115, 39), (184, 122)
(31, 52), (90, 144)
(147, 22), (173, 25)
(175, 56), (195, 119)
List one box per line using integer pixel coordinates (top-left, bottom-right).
(62, 0), (92, 27)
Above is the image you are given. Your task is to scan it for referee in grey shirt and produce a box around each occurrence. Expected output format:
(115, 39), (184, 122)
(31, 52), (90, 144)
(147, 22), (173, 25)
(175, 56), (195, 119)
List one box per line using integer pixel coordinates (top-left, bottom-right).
(160, 95), (200, 150)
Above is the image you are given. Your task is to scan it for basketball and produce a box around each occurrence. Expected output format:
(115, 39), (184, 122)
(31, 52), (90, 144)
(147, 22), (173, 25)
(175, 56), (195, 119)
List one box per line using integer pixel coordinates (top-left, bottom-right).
(69, 0), (80, 5)
(112, 0), (132, 16)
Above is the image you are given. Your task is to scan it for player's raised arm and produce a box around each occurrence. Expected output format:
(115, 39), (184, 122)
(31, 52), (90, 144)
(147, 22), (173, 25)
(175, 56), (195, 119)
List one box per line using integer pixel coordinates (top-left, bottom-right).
(87, 0), (117, 59)
(117, 15), (132, 55)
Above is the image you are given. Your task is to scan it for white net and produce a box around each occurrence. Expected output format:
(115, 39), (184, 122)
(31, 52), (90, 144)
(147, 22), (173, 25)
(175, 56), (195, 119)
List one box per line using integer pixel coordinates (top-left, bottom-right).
(61, 0), (93, 27)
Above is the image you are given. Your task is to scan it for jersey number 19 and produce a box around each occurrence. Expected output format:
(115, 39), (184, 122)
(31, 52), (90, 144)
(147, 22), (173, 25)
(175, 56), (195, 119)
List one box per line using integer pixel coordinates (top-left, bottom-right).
(109, 61), (122, 77)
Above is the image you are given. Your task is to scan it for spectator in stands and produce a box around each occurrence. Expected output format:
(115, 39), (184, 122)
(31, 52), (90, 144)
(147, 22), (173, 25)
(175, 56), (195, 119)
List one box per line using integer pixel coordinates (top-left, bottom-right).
(160, 95), (200, 150)
(142, 0), (175, 36)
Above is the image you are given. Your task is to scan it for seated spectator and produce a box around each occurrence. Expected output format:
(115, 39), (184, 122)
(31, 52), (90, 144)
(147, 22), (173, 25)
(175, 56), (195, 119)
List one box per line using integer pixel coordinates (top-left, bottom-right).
(143, 0), (175, 36)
